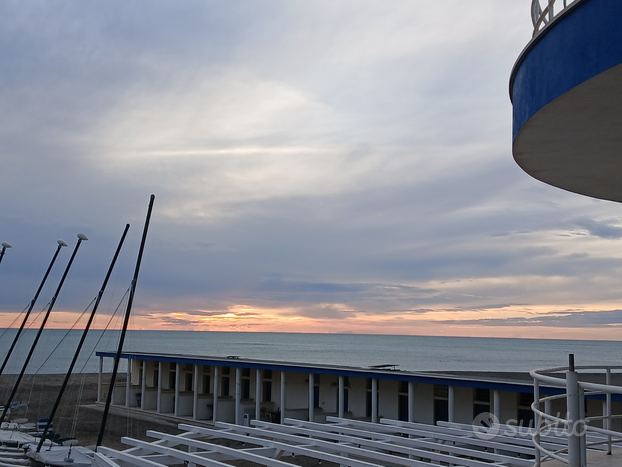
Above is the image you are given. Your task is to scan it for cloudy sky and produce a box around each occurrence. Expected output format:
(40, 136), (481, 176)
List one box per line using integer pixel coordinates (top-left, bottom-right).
(1, 1), (621, 340)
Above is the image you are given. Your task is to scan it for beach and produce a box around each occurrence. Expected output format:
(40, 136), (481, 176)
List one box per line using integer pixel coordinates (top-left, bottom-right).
(0, 373), (339, 466)
(0, 373), (183, 450)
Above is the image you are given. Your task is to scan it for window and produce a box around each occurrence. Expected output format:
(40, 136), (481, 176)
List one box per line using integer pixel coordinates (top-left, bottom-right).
(242, 368), (250, 377)
(473, 388), (491, 420)
(203, 374), (211, 394)
(434, 385), (449, 423)
(185, 373), (193, 392)
(264, 369), (272, 380)
(263, 381), (272, 402)
(222, 377), (230, 397)
(242, 379), (251, 399)
(153, 369), (159, 388)
(517, 392), (535, 428)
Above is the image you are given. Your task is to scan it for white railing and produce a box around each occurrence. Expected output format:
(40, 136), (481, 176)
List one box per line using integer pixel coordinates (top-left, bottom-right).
(531, 357), (622, 467)
(531, 0), (581, 37)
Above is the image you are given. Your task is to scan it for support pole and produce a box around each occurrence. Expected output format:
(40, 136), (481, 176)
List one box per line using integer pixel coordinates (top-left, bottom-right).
(98, 357), (103, 403)
(566, 354), (581, 467)
(193, 364), (199, 420)
(213, 366), (219, 422)
(371, 379), (378, 423)
(493, 390), (500, 421)
(280, 371), (285, 423)
(157, 361), (162, 413)
(255, 369), (261, 422)
(408, 382), (415, 422)
(448, 386), (455, 423)
(125, 361), (131, 407)
(308, 373), (314, 422)
(338, 376), (344, 418)
(534, 379), (541, 467)
(174, 363), (180, 416)
(140, 360), (146, 410)
(606, 369), (612, 455)
(235, 368), (241, 425)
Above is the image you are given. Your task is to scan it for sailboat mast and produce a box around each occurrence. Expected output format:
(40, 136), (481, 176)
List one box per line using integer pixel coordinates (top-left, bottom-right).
(0, 242), (11, 267)
(0, 233), (88, 426)
(97, 194), (155, 447)
(36, 224), (130, 453)
(0, 241), (65, 379)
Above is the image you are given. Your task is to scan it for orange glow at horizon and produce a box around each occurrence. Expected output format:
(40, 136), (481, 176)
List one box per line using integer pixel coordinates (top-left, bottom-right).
(2, 302), (620, 341)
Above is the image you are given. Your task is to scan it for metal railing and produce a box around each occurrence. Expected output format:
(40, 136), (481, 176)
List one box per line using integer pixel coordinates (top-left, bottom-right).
(531, 356), (622, 466)
(531, 0), (581, 36)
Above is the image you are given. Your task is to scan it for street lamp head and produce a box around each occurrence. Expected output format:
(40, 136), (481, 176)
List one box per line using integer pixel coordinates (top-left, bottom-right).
(1, 242), (11, 248)
(57, 240), (68, 247)
(77, 233), (88, 241)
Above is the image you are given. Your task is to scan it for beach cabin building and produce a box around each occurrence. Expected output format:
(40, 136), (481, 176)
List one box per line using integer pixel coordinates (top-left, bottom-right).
(95, 351), (622, 431)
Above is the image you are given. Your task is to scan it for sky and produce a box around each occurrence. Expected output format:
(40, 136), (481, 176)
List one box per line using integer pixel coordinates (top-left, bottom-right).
(1, 1), (621, 340)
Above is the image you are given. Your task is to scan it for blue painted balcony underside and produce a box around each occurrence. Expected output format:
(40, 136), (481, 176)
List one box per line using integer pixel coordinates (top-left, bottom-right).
(510, 0), (622, 141)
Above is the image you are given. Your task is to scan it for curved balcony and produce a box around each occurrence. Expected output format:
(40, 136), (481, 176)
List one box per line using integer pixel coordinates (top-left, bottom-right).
(510, 0), (622, 202)
(531, 361), (622, 466)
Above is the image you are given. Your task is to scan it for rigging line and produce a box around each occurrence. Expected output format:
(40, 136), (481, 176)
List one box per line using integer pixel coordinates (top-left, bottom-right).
(55, 288), (131, 441)
(69, 373), (86, 439)
(75, 287), (130, 375)
(29, 298), (96, 379)
(0, 304), (30, 341)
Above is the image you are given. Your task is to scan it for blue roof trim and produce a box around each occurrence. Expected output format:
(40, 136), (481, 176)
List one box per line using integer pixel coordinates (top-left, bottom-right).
(510, 0), (622, 140)
(97, 351), (556, 395)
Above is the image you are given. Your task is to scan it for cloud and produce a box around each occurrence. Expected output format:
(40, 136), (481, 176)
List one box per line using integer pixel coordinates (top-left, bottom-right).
(438, 309), (622, 328)
(4, 1), (622, 339)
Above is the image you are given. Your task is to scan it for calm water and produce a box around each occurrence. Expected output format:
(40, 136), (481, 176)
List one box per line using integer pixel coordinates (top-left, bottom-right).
(0, 329), (620, 375)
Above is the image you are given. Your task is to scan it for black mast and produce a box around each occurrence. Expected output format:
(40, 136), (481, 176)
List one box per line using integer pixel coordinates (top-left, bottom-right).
(0, 242), (11, 267)
(36, 225), (130, 452)
(0, 240), (66, 379)
(97, 195), (155, 447)
(0, 234), (87, 426)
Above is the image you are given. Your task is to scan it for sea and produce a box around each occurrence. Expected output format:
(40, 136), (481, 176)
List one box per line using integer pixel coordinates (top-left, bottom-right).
(0, 329), (620, 375)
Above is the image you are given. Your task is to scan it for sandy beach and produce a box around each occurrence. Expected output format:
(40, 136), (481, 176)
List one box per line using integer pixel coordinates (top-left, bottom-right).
(0, 373), (335, 466)
(0, 373), (183, 450)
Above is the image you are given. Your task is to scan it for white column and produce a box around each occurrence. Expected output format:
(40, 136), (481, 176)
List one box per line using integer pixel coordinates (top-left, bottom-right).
(213, 366), (219, 422)
(97, 356), (103, 402)
(371, 379), (378, 423)
(193, 364), (199, 420)
(140, 360), (146, 410)
(280, 371), (285, 423)
(174, 363), (180, 416)
(235, 368), (241, 425)
(157, 361), (162, 413)
(125, 359), (131, 407)
(448, 386), (455, 423)
(338, 376), (344, 418)
(606, 369), (612, 455)
(408, 382), (415, 422)
(308, 373), (314, 422)
(493, 390), (500, 421)
(566, 368), (581, 467)
(255, 369), (261, 422)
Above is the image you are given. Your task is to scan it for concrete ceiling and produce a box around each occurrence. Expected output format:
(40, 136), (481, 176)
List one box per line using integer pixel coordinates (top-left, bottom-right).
(513, 62), (622, 203)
